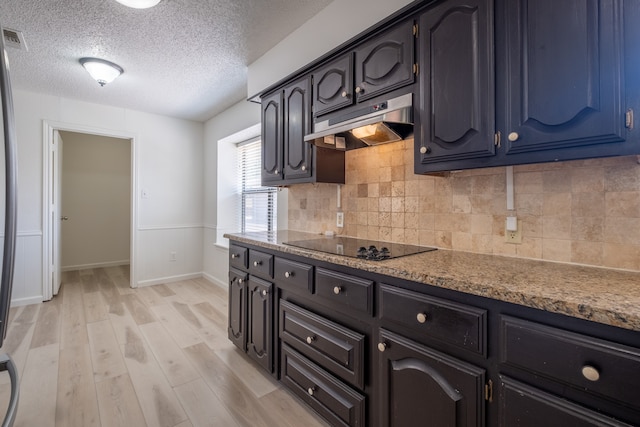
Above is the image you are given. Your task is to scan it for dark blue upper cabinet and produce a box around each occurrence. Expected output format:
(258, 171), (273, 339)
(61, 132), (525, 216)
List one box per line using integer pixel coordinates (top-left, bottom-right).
(416, 0), (496, 170)
(416, 0), (633, 174)
(502, 0), (626, 157)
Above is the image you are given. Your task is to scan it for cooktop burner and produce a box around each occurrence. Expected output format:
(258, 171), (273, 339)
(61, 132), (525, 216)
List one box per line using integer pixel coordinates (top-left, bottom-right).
(284, 236), (436, 260)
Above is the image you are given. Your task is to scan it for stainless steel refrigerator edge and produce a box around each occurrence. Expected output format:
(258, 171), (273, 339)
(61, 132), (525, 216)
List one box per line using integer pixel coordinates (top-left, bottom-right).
(0, 22), (20, 427)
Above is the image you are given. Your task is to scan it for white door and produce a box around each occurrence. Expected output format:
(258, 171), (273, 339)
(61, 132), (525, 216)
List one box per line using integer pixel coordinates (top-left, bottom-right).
(50, 130), (63, 295)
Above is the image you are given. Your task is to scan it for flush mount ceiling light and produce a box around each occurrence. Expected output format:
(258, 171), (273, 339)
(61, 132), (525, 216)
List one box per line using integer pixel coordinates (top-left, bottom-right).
(79, 57), (123, 87)
(114, 0), (161, 8)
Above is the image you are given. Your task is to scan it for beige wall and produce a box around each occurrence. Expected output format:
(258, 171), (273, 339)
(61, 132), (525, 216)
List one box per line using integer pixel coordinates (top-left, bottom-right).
(248, 0), (414, 96)
(60, 132), (131, 269)
(288, 139), (640, 272)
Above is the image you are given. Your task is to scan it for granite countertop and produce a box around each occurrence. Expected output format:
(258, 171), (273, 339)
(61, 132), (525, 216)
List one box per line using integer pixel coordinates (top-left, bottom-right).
(224, 230), (640, 332)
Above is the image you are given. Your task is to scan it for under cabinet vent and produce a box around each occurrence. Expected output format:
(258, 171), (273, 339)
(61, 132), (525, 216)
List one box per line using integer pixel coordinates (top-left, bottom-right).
(2, 28), (28, 51)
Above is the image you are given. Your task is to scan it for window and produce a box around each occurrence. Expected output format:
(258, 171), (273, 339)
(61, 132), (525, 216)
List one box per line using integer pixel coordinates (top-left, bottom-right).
(237, 139), (277, 233)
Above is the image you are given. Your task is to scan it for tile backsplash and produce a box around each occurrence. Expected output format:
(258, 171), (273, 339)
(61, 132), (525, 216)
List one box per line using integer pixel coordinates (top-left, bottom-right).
(287, 139), (640, 272)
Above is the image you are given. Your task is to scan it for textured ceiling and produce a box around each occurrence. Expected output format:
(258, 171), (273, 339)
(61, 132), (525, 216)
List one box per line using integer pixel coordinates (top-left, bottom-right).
(0, 0), (332, 121)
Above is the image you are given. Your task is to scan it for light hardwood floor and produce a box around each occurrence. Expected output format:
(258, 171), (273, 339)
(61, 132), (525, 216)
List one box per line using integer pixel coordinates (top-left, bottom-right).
(0, 267), (330, 427)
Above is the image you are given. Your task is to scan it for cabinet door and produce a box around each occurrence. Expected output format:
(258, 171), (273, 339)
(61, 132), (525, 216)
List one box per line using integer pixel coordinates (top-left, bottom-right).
(247, 276), (273, 373)
(312, 54), (353, 117)
(499, 376), (633, 427)
(284, 77), (313, 181)
(378, 329), (486, 427)
(502, 0), (625, 156)
(261, 91), (283, 185)
(228, 268), (247, 351)
(416, 0), (495, 170)
(354, 19), (415, 102)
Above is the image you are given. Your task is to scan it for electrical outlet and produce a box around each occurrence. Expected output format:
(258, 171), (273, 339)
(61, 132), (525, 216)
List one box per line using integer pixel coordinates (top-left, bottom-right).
(170, 251), (177, 261)
(336, 211), (344, 228)
(505, 220), (522, 244)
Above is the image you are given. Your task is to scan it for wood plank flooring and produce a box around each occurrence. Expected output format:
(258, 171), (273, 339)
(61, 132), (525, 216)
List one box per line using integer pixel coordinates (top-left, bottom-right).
(0, 267), (329, 427)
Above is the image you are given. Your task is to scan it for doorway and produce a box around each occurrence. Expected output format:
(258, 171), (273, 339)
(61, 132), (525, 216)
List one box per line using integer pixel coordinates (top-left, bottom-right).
(59, 131), (131, 272)
(42, 121), (137, 300)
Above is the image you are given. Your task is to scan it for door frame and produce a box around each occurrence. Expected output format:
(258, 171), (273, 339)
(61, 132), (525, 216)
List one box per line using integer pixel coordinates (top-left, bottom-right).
(42, 120), (138, 300)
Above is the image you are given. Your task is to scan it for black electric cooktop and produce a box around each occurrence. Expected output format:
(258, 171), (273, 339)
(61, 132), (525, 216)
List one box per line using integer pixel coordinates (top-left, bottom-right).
(284, 236), (436, 261)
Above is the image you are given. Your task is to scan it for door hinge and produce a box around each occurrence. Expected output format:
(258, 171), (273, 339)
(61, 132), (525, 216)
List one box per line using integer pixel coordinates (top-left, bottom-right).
(413, 24), (418, 37)
(494, 131), (501, 148)
(413, 63), (419, 75)
(626, 108), (634, 130)
(485, 379), (493, 403)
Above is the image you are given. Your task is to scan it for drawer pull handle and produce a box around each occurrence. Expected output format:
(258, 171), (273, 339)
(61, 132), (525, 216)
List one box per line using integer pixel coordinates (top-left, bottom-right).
(253, 260), (262, 267)
(582, 365), (600, 382)
(284, 271), (293, 278)
(231, 253), (239, 259)
(261, 290), (267, 296)
(307, 386), (316, 396)
(416, 313), (428, 324)
(306, 336), (315, 344)
(377, 342), (387, 352)
(333, 286), (342, 295)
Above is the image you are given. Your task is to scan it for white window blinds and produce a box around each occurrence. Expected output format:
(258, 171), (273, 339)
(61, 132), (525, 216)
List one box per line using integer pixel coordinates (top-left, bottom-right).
(237, 139), (277, 233)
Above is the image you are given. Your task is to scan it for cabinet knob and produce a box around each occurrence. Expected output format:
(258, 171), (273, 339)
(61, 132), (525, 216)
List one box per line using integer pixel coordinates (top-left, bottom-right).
(307, 386), (316, 396)
(238, 278), (243, 284)
(377, 342), (387, 352)
(261, 289), (268, 296)
(355, 86), (363, 94)
(306, 336), (315, 344)
(416, 313), (428, 324)
(274, 169), (279, 174)
(284, 271), (293, 278)
(333, 286), (342, 295)
(341, 91), (349, 98)
(419, 146), (431, 155)
(508, 132), (519, 142)
(253, 260), (262, 267)
(231, 253), (239, 259)
(581, 365), (600, 382)
(301, 165), (306, 171)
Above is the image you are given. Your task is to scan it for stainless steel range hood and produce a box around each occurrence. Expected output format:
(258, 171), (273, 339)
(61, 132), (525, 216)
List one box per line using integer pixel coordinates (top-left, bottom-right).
(304, 93), (413, 150)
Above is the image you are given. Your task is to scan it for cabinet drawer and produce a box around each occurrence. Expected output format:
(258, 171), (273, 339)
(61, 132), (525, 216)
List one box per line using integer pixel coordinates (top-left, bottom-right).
(281, 344), (366, 427)
(500, 316), (640, 410)
(274, 257), (313, 293)
(500, 376), (633, 427)
(280, 300), (365, 389)
(229, 244), (248, 270)
(315, 268), (373, 316)
(248, 250), (273, 279)
(380, 284), (487, 356)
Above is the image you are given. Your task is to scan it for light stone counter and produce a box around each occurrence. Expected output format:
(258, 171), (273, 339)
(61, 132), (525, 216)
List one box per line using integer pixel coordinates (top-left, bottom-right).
(225, 231), (640, 331)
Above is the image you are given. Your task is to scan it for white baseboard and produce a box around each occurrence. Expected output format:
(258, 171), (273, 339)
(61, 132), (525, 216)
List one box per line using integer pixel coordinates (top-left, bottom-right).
(10, 296), (45, 307)
(201, 272), (227, 289)
(136, 272), (202, 288)
(62, 260), (130, 272)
